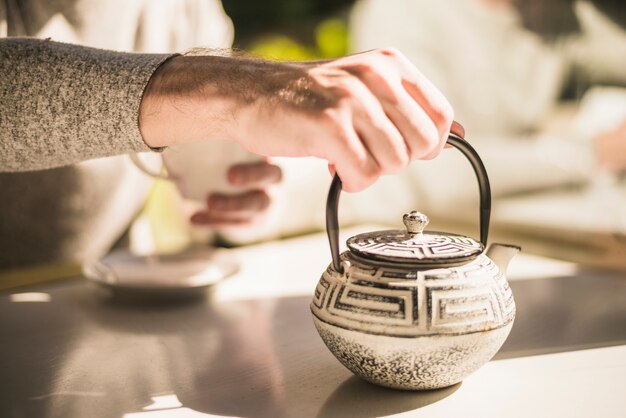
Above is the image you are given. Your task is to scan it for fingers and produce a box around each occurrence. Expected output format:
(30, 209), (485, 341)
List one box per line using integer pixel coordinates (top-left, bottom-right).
(344, 48), (453, 160)
(321, 112), (380, 192)
(190, 190), (271, 227)
(350, 80), (409, 173)
(190, 162), (281, 227)
(189, 212), (251, 227)
(227, 161), (282, 188)
(382, 87), (442, 160)
(382, 48), (454, 141)
(402, 76), (451, 160)
(450, 121), (465, 139)
(317, 48), (454, 191)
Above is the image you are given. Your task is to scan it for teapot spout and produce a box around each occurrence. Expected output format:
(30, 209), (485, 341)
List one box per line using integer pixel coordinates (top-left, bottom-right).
(486, 243), (521, 274)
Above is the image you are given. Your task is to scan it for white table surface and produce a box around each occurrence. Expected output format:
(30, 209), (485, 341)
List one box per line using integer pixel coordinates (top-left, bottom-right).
(0, 226), (624, 418)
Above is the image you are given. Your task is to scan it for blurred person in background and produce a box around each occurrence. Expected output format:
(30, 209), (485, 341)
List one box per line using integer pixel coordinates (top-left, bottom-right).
(0, 0), (455, 271)
(347, 0), (626, 218)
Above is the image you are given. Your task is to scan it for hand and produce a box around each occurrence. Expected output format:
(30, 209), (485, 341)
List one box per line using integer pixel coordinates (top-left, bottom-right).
(189, 161), (282, 227)
(140, 48), (454, 192)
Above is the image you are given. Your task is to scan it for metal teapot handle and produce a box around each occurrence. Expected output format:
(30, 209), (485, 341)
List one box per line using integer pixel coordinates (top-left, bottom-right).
(326, 121), (491, 273)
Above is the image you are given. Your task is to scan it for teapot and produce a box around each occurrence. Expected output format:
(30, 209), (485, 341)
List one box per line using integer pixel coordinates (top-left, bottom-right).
(310, 126), (520, 390)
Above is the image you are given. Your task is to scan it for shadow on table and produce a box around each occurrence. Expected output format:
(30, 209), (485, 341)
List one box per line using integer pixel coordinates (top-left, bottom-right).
(84, 290), (457, 418)
(317, 377), (460, 418)
(1, 267), (624, 418)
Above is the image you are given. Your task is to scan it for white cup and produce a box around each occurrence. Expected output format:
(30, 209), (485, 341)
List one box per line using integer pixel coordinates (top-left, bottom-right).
(132, 139), (264, 201)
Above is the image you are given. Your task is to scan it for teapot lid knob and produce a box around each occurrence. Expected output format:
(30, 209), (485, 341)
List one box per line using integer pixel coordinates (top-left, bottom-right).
(403, 211), (429, 235)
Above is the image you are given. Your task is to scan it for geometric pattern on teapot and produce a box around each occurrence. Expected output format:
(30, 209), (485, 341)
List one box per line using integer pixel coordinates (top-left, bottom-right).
(347, 230), (482, 261)
(311, 254), (515, 338)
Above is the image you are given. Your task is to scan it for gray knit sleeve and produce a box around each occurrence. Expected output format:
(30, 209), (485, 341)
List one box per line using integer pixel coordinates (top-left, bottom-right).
(0, 38), (173, 172)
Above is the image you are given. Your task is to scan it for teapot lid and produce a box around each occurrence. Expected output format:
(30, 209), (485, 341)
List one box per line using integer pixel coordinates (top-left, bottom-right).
(346, 211), (483, 265)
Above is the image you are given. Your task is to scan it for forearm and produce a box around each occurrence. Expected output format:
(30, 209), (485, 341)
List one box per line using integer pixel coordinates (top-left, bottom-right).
(0, 38), (172, 172)
(138, 54), (326, 149)
(139, 55), (243, 148)
(136, 48), (457, 193)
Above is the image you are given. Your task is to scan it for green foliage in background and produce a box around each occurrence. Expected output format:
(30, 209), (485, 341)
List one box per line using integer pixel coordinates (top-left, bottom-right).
(249, 18), (348, 61)
(315, 18), (349, 58)
(222, 0), (355, 42)
(249, 36), (317, 61)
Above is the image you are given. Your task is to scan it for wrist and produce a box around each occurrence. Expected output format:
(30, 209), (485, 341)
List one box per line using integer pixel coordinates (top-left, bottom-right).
(139, 55), (243, 148)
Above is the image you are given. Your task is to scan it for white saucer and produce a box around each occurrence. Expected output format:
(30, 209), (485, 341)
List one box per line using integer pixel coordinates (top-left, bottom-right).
(82, 247), (239, 294)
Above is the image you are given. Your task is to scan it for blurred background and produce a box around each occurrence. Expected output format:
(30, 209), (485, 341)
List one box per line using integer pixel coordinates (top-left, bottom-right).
(222, 0), (353, 59)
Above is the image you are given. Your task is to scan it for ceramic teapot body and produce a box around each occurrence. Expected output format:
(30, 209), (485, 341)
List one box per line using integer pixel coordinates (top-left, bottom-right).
(311, 132), (519, 390)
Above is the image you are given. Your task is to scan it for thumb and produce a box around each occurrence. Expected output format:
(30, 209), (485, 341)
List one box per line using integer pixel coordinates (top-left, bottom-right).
(327, 163), (336, 177)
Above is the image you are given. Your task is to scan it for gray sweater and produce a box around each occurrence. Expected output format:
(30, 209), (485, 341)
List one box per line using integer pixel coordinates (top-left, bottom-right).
(0, 37), (169, 171)
(0, 0), (233, 270)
